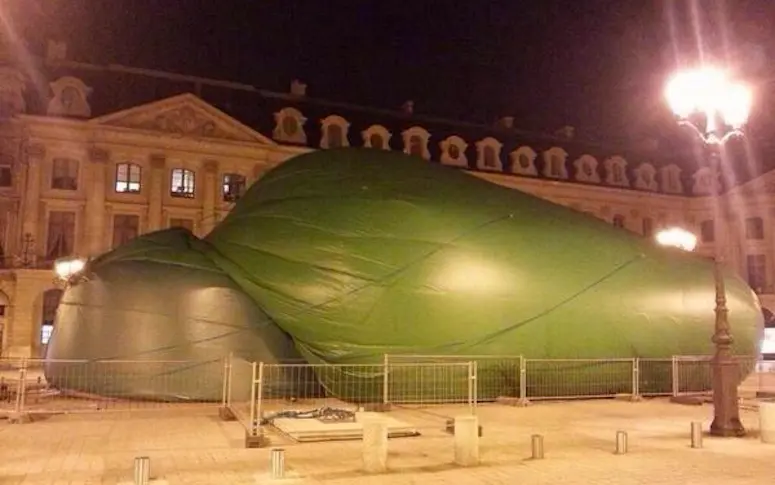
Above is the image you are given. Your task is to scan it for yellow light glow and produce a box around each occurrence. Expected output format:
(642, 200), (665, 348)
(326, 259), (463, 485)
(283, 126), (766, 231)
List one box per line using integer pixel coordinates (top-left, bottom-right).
(655, 227), (698, 252)
(54, 257), (86, 280)
(664, 67), (751, 128)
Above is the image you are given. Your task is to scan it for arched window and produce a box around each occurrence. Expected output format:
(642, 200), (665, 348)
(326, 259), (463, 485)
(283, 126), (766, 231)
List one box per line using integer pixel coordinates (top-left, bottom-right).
(483, 146), (497, 168)
(327, 124), (344, 148)
(409, 135), (424, 157)
(612, 214), (625, 228)
(369, 133), (384, 150)
(170, 168), (195, 198)
(115, 163), (142, 193)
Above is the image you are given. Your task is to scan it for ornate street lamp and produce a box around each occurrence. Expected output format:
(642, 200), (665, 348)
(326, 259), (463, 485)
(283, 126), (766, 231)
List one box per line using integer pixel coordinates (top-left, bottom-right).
(664, 66), (752, 437)
(655, 227), (698, 253)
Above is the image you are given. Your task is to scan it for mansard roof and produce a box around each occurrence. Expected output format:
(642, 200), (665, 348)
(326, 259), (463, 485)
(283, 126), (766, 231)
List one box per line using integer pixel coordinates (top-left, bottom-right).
(17, 56), (763, 197)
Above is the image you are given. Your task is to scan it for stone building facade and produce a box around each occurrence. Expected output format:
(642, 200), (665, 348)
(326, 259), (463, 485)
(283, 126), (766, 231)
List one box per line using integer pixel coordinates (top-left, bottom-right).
(0, 40), (773, 358)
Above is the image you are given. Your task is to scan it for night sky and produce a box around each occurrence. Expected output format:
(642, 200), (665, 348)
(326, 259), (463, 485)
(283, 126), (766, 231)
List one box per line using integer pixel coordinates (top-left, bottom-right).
(5, 0), (775, 144)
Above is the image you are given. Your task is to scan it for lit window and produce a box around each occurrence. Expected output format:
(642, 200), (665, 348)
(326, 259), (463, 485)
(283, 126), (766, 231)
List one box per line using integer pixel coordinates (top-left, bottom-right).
(170, 168), (195, 198)
(222, 173), (246, 203)
(41, 324), (53, 345)
(115, 163), (141, 193)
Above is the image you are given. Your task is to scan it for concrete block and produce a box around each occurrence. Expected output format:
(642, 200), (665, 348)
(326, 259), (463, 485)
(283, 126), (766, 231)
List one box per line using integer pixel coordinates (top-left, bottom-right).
(244, 431), (269, 448)
(760, 401), (775, 444)
(362, 418), (388, 473)
(453, 415), (480, 467)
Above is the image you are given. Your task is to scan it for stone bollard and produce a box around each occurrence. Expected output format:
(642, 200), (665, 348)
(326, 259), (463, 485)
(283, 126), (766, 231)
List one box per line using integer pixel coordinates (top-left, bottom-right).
(270, 448), (285, 479)
(362, 418), (389, 473)
(531, 434), (545, 459)
(760, 400), (775, 444)
(133, 456), (150, 485)
(614, 430), (628, 455)
(454, 415), (480, 467)
(690, 421), (703, 448)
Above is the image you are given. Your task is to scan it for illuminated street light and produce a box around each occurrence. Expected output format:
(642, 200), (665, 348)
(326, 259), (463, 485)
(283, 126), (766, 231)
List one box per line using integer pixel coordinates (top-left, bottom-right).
(54, 257), (86, 281)
(655, 227), (698, 252)
(665, 66), (751, 438)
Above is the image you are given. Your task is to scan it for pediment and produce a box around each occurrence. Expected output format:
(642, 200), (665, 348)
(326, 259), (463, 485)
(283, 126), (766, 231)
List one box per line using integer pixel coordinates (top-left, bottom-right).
(89, 93), (276, 145)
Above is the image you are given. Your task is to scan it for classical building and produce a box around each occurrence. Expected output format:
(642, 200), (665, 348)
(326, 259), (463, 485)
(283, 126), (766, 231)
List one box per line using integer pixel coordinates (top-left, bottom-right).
(0, 40), (773, 358)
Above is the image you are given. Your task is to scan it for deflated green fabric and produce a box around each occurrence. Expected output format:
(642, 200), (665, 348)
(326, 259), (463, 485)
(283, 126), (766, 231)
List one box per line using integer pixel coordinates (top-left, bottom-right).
(45, 228), (300, 401)
(206, 149), (762, 363)
(48, 148), (764, 401)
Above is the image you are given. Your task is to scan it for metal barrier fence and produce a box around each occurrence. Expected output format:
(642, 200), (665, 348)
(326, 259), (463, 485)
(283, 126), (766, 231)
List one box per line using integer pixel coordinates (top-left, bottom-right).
(385, 354), (768, 403)
(0, 357), (225, 417)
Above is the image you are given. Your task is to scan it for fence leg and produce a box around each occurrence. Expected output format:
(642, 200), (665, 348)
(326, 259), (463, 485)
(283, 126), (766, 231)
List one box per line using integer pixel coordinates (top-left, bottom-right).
(218, 354), (236, 421)
(517, 355), (530, 406)
(245, 362), (268, 448)
(10, 360), (30, 424)
(380, 354), (391, 411)
(671, 356), (679, 397)
(631, 358), (642, 402)
(467, 361), (478, 415)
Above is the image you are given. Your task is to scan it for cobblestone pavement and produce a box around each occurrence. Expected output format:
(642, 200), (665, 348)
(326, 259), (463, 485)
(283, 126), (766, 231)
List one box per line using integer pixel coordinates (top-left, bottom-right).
(0, 399), (774, 484)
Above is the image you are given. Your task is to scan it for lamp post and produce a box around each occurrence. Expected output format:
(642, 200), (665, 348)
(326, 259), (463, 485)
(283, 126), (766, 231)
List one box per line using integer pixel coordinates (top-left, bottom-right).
(664, 66), (752, 437)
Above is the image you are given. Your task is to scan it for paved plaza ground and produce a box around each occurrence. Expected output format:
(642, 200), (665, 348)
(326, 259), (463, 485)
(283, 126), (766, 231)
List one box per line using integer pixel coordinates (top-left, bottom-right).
(0, 398), (774, 484)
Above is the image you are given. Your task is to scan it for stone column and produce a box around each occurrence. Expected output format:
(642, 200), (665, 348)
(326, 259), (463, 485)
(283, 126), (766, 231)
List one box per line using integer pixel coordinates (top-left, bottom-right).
(147, 154), (165, 231)
(361, 418), (388, 473)
(21, 143), (45, 260)
(453, 415), (480, 467)
(85, 148), (108, 257)
(202, 159), (218, 235)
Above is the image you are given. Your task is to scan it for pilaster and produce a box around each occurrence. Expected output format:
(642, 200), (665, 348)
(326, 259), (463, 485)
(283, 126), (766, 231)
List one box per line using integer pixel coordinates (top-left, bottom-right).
(148, 154), (165, 231)
(85, 147), (108, 256)
(21, 143), (44, 262)
(202, 159), (218, 235)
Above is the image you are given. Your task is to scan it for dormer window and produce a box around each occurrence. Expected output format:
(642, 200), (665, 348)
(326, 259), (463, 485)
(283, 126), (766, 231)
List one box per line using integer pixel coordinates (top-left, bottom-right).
(660, 165), (683, 194)
(542, 147), (568, 179)
(273, 107), (307, 144)
(170, 168), (195, 198)
(510, 147), (538, 176)
(604, 156), (629, 187)
(320, 115), (350, 149)
(440, 136), (468, 167)
(476, 137), (503, 171)
(573, 155), (600, 183)
(362, 125), (391, 150)
(115, 162), (142, 193)
(692, 167), (716, 195)
(47, 76), (92, 118)
(222, 173), (246, 202)
(633, 163), (658, 191)
(402, 127), (430, 160)
(51, 158), (78, 190)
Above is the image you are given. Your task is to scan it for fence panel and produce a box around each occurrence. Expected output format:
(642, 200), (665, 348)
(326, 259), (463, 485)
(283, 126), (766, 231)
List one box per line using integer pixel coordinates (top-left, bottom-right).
(18, 358), (225, 414)
(638, 358), (674, 396)
(226, 357), (260, 436)
(386, 354), (521, 401)
(258, 364), (384, 426)
(525, 358), (635, 400)
(0, 358), (24, 414)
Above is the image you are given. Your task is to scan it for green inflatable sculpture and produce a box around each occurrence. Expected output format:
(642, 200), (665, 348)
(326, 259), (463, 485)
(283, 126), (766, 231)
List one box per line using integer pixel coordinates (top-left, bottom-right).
(46, 148), (763, 401)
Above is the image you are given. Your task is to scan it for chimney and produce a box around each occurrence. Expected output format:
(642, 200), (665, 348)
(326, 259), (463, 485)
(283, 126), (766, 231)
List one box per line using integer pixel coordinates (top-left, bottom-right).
(290, 79), (307, 97)
(46, 40), (67, 62)
(495, 116), (514, 130)
(401, 100), (414, 115)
